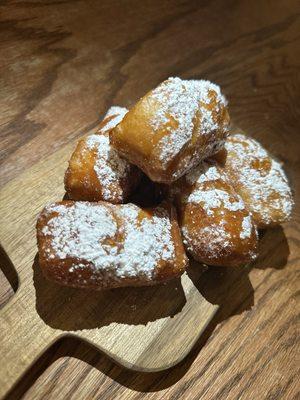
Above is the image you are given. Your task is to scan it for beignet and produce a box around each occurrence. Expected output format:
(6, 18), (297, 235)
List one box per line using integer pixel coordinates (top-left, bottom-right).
(65, 106), (141, 203)
(224, 134), (293, 228)
(36, 201), (187, 289)
(110, 77), (230, 184)
(172, 162), (258, 267)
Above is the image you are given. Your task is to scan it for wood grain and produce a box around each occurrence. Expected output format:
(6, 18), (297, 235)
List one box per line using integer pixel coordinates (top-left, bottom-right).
(0, 0), (299, 399)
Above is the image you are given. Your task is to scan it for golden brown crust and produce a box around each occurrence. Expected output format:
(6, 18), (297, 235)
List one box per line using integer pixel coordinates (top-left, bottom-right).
(223, 134), (294, 228)
(64, 107), (141, 203)
(110, 77), (229, 184)
(36, 201), (187, 290)
(172, 162), (258, 267)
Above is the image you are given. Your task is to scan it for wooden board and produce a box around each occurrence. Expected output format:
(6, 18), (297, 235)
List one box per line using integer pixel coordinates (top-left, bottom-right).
(0, 137), (218, 398)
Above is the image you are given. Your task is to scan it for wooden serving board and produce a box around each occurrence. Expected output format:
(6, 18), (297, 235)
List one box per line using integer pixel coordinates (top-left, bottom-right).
(0, 135), (218, 398)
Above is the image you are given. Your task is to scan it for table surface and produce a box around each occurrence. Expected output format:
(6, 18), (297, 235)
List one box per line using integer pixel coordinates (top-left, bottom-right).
(0, 0), (299, 399)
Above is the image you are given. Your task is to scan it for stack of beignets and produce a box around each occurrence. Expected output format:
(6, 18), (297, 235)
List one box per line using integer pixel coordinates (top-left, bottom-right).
(37, 76), (293, 290)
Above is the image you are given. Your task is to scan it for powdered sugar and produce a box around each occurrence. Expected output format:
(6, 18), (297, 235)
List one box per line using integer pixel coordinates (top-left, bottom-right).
(186, 163), (221, 184)
(176, 160), (258, 264)
(182, 222), (230, 257)
(150, 77), (228, 166)
(117, 204), (175, 276)
(186, 188), (245, 215)
(41, 202), (176, 279)
(225, 134), (293, 225)
(42, 203), (118, 268)
(181, 162), (245, 215)
(83, 105), (130, 201)
(240, 215), (253, 240)
(86, 134), (129, 201)
(171, 140), (225, 181)
(100, 106), (128, 133)
(179, 162), (248, 228)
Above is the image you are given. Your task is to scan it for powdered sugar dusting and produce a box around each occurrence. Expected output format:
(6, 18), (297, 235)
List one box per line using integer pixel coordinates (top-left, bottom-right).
(177, 161), (258, 264)
(118, 204), (175, 276)
(183, 163), (245, 215)
(86, 134), (129, 201)
(83, 106), (130, 201)
(182, 222), (230, 256)
(225, 134), (294, 225)
(186, 188), (245, 216)
(42, 203), (118, 266)
(150, 77), (228, 166)
(41, 202), (176, 279)
(186, 163), (221, 184)
(100, 106), (128, 133)
(171, 139), (225, 181)
(240, 216), (253, 240)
